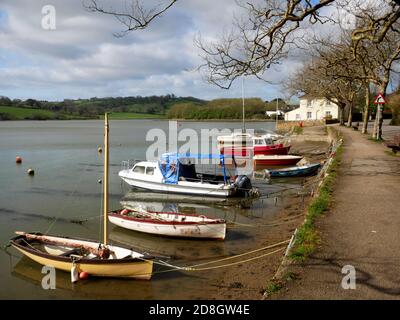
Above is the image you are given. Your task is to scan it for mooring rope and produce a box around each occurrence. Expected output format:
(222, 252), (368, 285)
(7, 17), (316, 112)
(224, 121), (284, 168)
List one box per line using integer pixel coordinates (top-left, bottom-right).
(143, 238), (290, 275)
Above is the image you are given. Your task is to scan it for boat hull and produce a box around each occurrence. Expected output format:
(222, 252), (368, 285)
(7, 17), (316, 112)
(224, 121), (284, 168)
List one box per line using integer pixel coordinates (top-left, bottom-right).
(221, 144), (290, 156)
(267, 163), (321, 177)
(119, 171), (234, 197)
(253, 155), (302, 168)
(109, 212), (226, 240)
(11, 235), (153, 280)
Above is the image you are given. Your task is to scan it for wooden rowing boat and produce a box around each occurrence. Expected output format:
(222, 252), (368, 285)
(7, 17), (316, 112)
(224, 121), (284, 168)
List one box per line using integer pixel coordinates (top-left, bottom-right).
(253, 155), (302, 168)
(109, 208), (226, 240)
(10, 232), (153, 280)
(265, 163), (321, 177)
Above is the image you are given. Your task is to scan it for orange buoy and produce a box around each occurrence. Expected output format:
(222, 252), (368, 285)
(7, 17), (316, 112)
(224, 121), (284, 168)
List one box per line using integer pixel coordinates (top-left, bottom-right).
(79, 271), (89, 280)
(27, 168), (35, 176)
(16, 156), (22, 164)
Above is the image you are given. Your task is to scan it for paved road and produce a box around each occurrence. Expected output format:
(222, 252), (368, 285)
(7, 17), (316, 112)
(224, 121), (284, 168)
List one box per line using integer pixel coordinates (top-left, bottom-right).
(273, 125), (400, 299)
(366, 119), (399, 140)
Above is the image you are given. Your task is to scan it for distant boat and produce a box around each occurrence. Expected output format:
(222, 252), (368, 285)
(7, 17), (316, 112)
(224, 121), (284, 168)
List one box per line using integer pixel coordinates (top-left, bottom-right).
(119, 153), (254, 198)
(217, 132), (290, 156)
(253, 155), (302, 167)
(109, 208), (226, 240)
(221, 143), (290, 156)
(9, 114), (154, 280)
(265, 163), (321, 178)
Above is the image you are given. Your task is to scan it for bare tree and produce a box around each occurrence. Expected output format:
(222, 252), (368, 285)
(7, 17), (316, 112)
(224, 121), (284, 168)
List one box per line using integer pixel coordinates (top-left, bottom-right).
(196, 0), (335, 89)
(84, 0), (178, 37)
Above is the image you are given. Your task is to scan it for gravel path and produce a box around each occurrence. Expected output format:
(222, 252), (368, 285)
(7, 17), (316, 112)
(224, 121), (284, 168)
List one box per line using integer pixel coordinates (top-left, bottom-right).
(273, 125), (400, 299)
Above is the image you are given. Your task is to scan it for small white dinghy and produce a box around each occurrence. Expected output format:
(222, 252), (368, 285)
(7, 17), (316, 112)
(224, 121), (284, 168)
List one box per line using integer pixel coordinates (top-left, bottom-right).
(108, 208), (226, 240)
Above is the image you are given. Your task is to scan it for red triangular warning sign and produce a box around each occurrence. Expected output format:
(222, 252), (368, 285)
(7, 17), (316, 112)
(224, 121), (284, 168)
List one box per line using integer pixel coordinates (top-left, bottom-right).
(374, 93), (386, 104)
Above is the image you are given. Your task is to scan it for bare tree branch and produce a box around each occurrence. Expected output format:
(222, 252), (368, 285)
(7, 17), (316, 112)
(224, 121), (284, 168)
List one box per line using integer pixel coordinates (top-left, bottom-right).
(196, 0), (335, 89)
(84, 0), (178, 37)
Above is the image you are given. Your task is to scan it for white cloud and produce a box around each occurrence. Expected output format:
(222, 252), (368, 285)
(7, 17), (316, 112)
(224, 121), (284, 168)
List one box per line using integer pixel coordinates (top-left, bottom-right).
(0, 0), (317, 101)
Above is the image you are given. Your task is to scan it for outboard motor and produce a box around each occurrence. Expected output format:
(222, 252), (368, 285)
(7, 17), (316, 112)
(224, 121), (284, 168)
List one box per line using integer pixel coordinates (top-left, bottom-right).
(234, 175), (253, 197)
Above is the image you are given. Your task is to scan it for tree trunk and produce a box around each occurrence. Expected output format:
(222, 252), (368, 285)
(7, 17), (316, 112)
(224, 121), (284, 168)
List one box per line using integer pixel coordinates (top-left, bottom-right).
(346, 103), (353, 127)
(361, 84), (370, 134)
(339, 106), (345, 125)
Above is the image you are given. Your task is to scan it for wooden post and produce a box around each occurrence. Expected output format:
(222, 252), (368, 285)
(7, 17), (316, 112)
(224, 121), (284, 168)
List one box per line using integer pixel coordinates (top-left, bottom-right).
(103, 113), (109, 245)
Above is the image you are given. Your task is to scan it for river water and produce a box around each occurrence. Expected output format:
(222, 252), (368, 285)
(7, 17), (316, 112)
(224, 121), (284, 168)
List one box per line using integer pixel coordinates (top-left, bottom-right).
(0, 120), (303, 299)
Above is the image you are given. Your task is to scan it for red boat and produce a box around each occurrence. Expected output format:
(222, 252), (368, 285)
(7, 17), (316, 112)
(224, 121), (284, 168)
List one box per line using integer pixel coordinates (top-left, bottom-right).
(222, 143), (290, 156)
(253, 155), (302, 168)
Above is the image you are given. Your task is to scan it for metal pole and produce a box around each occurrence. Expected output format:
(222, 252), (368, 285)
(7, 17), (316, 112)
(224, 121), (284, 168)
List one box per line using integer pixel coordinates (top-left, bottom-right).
(276, 97), (279, 130)
(242, 75), (245, 132)
(376, 104), (380, 141)
(103, 113), (109, 245)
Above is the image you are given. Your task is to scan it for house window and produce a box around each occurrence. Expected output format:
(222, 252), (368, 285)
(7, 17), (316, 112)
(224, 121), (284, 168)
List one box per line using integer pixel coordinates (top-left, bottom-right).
(325, 111), (331, 117)
(296, 114), (300, 120)
(307, 112), (312, 119)
(307, 100), (312, 107)
(326, 100), (331, 106)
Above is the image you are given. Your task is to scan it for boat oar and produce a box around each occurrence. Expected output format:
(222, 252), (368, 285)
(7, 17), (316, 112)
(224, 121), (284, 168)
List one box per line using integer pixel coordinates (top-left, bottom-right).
(15, 231), (113, 259)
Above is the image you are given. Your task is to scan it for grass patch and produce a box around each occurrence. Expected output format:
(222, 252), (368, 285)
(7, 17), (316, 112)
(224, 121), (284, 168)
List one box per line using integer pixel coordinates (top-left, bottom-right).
(293, 126), (304, 135)
(101, 112), (166, 120)
(0, 106), (56, 120)
(289, 143), (343, 261)
(264, 280), (283, 297)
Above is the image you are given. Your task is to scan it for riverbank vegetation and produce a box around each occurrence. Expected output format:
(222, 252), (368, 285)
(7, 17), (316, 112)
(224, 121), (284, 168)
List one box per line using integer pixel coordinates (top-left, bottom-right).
(289, 143), (344, 261)
(0, 95), (294, 121)
(168, 98), (270, 120)
(0, 95), (202, 120)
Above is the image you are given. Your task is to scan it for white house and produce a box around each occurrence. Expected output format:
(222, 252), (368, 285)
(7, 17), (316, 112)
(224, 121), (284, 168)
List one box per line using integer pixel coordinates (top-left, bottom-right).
(284, 95), (339, 121)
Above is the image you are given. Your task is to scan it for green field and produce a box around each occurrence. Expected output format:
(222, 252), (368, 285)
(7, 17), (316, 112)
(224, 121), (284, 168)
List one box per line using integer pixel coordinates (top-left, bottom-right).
(0, 106), (56, 120)
(102, 113), (166, 120)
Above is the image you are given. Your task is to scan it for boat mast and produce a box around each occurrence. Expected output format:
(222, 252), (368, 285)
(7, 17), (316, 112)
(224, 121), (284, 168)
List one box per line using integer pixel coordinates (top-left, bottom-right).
(276, 97), (279, 130)
(103, 113), (109, 245)
(242, 75), (245, 132)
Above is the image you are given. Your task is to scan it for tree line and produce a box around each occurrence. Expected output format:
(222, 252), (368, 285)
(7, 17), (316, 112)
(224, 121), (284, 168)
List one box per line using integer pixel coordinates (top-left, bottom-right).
(167, 98), (285, 120)
(0, 94), (204, 120)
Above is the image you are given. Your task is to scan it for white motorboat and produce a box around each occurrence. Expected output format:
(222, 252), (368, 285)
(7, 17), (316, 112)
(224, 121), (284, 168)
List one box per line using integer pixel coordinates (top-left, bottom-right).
(119, 153), (253, 198)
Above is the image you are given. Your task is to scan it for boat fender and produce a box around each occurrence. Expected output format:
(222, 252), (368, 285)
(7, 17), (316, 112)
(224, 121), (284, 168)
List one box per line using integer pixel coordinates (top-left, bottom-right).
(71, 262), (79, 283)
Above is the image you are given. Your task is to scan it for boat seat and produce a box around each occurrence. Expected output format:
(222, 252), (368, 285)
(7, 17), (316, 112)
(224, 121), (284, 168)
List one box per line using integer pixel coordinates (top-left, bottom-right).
(59, 247), (83, 257)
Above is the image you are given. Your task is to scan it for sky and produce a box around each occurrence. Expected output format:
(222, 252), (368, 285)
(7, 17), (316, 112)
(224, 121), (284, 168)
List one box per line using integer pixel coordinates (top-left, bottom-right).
(0, 0), (338, 102)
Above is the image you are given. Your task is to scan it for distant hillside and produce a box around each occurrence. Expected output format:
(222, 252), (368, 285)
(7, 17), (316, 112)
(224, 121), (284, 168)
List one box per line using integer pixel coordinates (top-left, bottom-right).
(168, 98), (281, 120)
(0, 95), (205, 120)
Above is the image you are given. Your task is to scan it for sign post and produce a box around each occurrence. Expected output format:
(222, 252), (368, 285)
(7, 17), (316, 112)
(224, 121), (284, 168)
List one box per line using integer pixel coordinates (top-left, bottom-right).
(373, 93), (386, 140)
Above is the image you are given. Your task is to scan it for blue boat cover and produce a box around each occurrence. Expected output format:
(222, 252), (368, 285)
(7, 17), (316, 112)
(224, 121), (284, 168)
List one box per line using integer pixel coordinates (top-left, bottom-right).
(158, 153), (226, 184)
